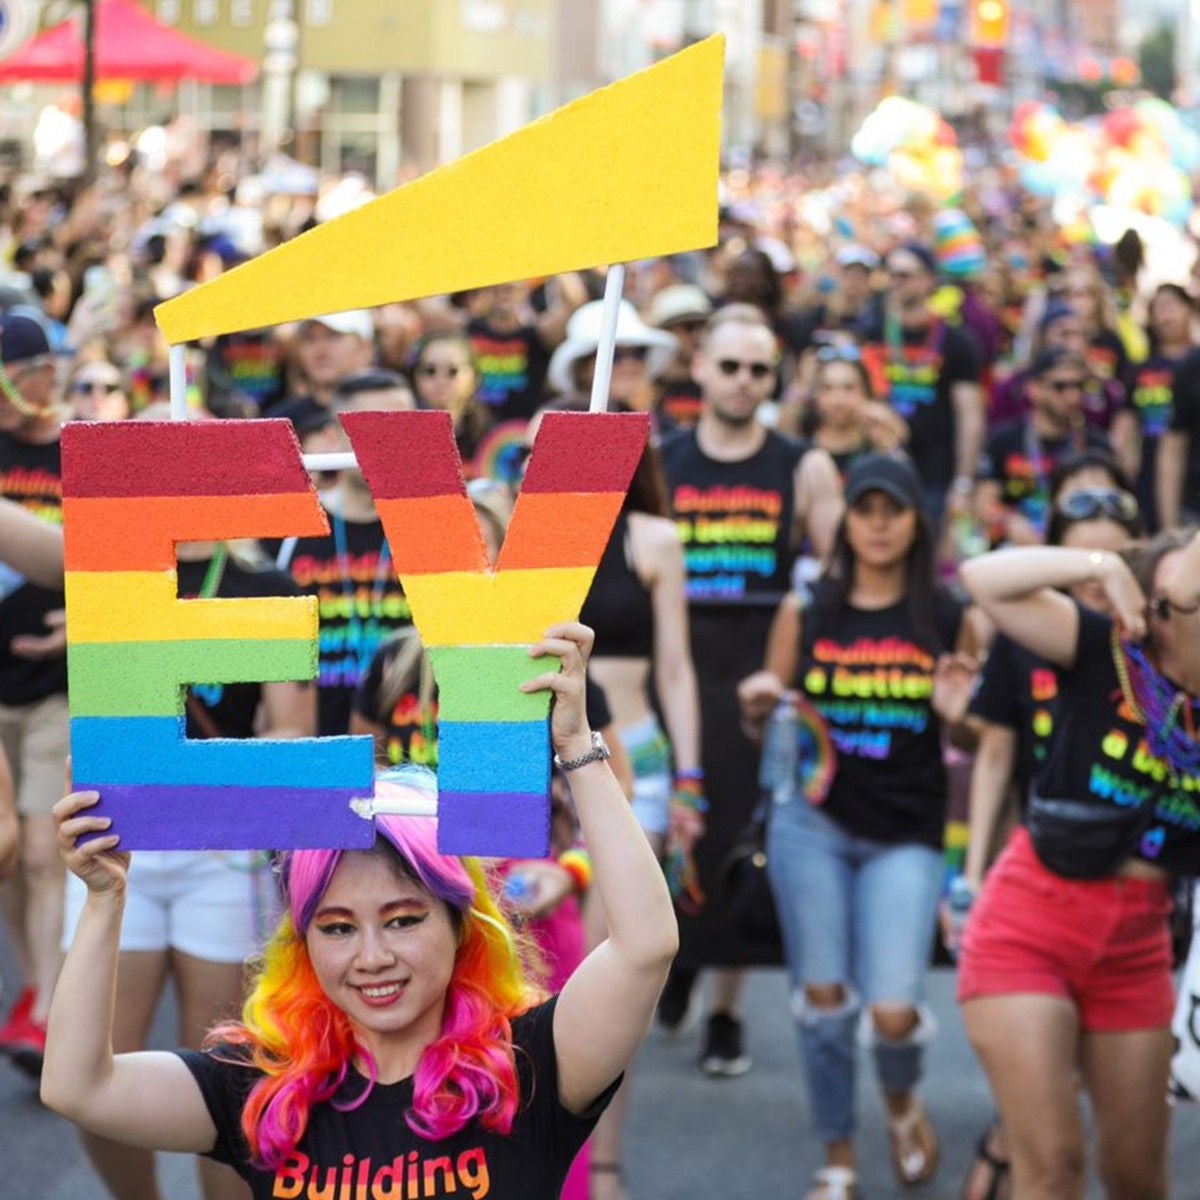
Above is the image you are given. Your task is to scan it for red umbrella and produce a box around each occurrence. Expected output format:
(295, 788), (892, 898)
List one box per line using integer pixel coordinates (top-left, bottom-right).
(0, 0), (258, 84)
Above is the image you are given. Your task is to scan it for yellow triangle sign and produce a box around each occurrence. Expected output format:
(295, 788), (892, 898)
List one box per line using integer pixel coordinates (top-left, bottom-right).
(156, 36), (724, 344)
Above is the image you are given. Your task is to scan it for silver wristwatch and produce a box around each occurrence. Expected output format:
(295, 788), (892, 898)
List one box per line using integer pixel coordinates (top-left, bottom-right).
(554, 730), (611, 773)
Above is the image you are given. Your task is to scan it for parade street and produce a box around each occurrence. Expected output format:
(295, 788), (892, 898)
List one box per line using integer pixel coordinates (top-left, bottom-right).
(4, 935), (1198, 1199)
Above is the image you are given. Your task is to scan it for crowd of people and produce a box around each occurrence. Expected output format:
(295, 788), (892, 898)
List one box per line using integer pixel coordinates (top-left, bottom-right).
(0, 133), (1199, 1200)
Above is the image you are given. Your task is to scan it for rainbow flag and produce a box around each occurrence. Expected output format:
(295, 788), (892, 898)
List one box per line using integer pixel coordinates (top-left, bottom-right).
(344, 409), (648, 857)
(62, 420), (375, 850)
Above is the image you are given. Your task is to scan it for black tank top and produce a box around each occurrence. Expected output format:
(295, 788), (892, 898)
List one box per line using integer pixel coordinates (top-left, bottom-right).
(580, 510), (654, 659)
(661, 427), (805, 609)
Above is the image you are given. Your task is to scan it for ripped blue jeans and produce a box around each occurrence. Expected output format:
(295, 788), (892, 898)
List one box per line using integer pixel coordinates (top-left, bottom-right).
(766, 797), (943, 1143)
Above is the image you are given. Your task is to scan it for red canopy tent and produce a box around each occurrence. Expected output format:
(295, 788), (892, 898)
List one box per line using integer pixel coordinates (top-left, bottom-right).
(0, 0), (258, 84)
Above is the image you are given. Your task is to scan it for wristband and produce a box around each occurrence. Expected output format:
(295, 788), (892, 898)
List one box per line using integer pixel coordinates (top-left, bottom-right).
(558, 848), (592, 893)
(671, 778), (708, 814)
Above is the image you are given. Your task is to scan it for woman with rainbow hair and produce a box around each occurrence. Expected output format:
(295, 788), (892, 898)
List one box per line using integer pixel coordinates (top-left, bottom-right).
(41, 622), (677, 1200)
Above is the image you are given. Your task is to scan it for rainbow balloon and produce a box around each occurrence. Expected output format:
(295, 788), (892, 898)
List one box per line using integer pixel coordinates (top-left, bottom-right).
(344, 409), (648, 857)
(62, 420), (376, 850)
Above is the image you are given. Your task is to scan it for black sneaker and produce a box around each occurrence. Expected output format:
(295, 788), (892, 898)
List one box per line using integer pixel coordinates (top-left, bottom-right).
(656, 964), (699, 1033)
(699, 1012), (751, 1077)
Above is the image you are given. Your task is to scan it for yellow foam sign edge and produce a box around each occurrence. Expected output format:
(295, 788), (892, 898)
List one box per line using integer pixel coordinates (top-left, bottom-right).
(155, 35), (724, 344)
(401, 568), (597, 647)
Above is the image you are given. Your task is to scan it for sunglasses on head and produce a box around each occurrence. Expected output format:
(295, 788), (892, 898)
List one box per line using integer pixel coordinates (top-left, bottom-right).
(1056, 488), (1139, 524)
(717, 358), (773, 380)
(72, 378), (122, 396)
(416, 362), (463, 379)
(816, 344), (862, 363)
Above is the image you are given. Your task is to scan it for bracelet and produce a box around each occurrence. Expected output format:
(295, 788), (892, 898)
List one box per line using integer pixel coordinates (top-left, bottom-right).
(671, 779), (709, 814)
(558, 848), (592, 893)
(673, 768), (704, 784)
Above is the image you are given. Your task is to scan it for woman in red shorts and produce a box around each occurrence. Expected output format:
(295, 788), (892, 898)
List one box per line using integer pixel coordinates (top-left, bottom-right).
(959, 526), (1200, 1200)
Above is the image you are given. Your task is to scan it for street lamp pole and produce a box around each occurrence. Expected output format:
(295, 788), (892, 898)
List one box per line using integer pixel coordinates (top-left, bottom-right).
(81, 0), (96, 181)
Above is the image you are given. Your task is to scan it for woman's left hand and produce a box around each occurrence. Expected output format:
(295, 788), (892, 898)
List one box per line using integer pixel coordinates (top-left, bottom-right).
(932, 652), (979, 725)
(520, 622), (595, 761)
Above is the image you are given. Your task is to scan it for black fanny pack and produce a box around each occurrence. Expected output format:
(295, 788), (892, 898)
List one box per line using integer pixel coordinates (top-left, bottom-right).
(1025, 793), (1154, 881)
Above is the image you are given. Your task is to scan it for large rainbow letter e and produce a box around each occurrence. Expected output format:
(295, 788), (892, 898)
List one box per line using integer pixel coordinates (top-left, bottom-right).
(62, 421), (375, 850)
(345, 410), (648, 858)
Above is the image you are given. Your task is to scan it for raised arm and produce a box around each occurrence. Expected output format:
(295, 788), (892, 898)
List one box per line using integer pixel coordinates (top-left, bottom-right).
(795, 447), (843, 562)
(41, 792), (218, 1152)
(959, 546), (1145, 667)
(521, 624), (678, 1115)
(0, 497), (64, 590)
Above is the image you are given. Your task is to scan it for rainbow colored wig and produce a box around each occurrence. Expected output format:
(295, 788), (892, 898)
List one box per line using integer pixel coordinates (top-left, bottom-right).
(206, 766), (544, 1170)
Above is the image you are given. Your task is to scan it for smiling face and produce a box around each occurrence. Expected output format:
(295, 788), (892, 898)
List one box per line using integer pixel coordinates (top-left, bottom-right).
(305, 851), (459, 1073)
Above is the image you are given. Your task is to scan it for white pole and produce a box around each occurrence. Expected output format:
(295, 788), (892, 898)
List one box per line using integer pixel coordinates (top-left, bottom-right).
(168, 344), (188, 421)
(588, 263), (626, 414)
(302, 451), (358, 472)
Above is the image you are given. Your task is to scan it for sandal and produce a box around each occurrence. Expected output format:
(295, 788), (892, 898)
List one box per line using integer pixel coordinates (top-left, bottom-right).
(805, 1166), (857, 1200)
(888, 1100), (940, 1187)
(962, 1120), (1011, 1200)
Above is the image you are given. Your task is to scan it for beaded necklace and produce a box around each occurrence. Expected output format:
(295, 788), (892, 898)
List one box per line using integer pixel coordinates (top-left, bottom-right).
(1110, 628), (1200, 782)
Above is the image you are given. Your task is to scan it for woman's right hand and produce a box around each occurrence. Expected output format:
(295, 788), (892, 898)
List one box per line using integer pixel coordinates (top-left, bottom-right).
(53, 791), (129, 895)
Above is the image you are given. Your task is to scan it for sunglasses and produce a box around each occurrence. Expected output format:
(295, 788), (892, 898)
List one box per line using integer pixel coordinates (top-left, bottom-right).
(72, 379), (122, 396)
(1152, 594), (1200, 621)
(717, 358), (773, 380)
(416, 363), (464, 379)
(612, 345), (649, 363)
(1056, 488), (1139, 524)
(817, 345), (862, 363)
(1044, 377), (1085, 393)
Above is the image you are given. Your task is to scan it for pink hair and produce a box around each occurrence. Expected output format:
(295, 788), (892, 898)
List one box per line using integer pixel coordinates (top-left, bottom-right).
(206, 768), (544, 1169)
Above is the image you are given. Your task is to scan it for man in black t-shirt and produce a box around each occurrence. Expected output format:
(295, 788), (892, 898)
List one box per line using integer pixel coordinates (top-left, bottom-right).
(975, 348), (1109, 546)
(861, 243), (983, 529)
(0, 314), (69, 1076)
(659, 311), (842, 1076)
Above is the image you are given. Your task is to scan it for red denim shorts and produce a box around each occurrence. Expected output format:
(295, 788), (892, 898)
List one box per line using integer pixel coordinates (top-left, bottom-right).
(957, 827), (1174, 1032)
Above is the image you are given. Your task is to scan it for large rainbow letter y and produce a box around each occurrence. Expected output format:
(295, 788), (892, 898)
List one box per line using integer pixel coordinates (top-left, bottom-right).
(344, 410), (648, 857)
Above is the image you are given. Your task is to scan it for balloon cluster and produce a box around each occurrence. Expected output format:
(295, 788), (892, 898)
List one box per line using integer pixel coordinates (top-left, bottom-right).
(1009, 98), (1199, 227)
(851, 97), (963, 202)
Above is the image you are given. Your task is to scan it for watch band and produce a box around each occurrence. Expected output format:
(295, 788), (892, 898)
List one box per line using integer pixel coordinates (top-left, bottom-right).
(554, 730), (611, 773)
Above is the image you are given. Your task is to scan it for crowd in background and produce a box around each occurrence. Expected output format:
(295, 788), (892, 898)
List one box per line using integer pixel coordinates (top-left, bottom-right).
(2, 123), (1200, 1200)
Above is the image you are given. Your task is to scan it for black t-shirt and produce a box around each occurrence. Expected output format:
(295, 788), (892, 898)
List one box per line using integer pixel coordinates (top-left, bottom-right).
(1168, 346), (1200, 517)
(466, 319), (552, 423)
(1124, 353), (1182, 529)
(967, 632), (1060, 804)
(798, 582), (964, 848)
(206, 330), (287, 415)
(1036, 605), (1200, 875)
(660, 428), (805, 608)
(179, 996), (617, 1200)
(269, 512), (412, 737)
(0, 432), (65, 704)
(977, 419), (1109, 542)
(176, 556), (305, 740)
(861, 319), (981, 490)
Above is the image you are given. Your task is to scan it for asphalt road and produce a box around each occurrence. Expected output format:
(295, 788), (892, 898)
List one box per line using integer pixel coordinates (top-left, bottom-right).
(3, 936), (1199, 1199)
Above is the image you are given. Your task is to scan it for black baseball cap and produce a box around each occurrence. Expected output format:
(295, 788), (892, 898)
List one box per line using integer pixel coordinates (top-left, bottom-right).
(0, 315), (50, 366)
(844, 453), (923, 510)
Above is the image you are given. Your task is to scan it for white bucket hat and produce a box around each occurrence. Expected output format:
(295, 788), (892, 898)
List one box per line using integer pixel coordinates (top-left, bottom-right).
(547, 299), (677, 395)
